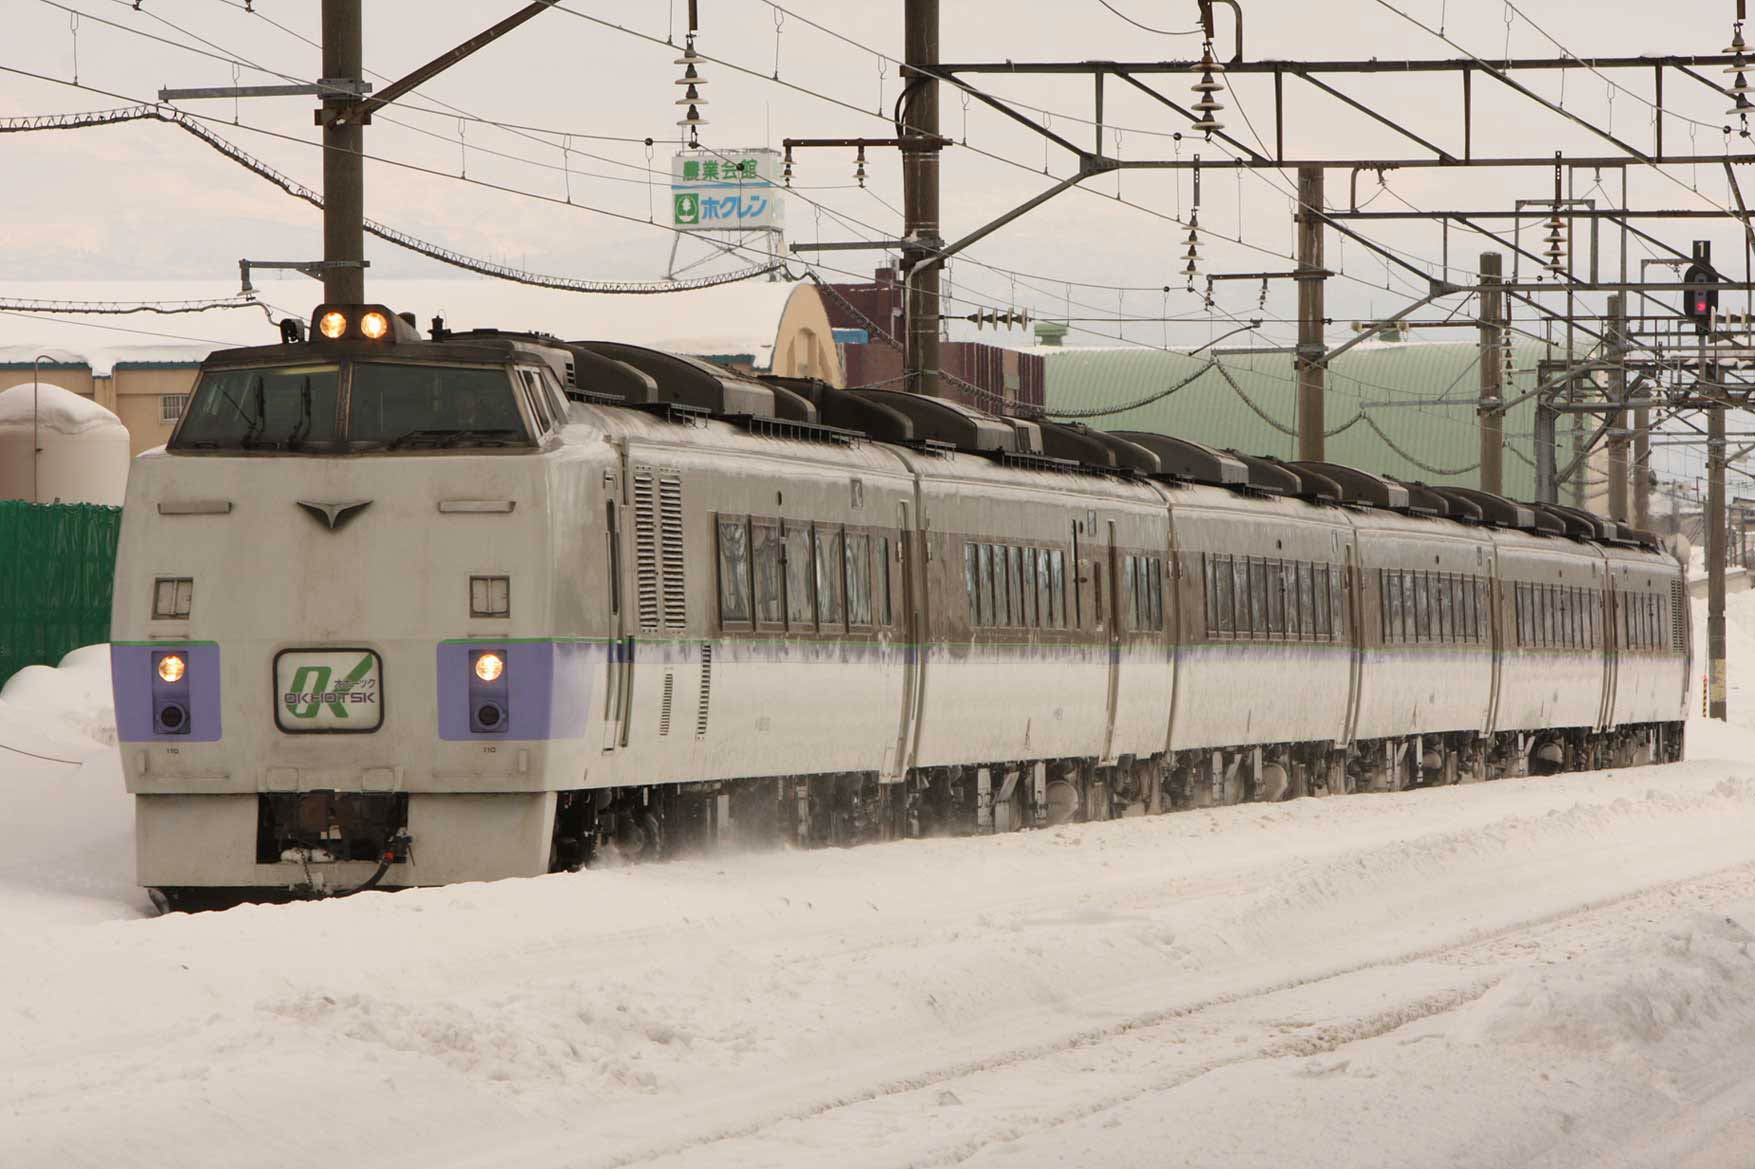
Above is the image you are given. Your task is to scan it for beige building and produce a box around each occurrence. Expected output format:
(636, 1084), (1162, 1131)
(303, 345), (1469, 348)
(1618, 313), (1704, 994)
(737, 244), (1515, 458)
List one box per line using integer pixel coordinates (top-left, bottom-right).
(0, 357), (199, 456)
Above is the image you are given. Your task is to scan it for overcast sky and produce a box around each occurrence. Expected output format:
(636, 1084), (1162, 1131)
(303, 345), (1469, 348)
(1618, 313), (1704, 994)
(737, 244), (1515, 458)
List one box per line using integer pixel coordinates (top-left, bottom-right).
(2, 0), (1751, 483)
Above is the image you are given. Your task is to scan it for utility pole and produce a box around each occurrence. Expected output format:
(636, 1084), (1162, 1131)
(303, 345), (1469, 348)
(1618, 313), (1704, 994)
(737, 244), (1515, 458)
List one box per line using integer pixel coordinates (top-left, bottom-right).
(320, 0), (366, 304)
(1296, 166), (1326, 461)
(1709, 389), (1727, 720)
(901, 0), (941, 396)
(1605, 293), (1630, 522)
(1477, 251), (1504, 495)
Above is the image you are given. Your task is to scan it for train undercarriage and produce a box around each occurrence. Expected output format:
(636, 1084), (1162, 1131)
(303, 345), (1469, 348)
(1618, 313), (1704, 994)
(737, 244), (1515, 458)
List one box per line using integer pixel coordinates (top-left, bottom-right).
(548, 720), (1688, 869)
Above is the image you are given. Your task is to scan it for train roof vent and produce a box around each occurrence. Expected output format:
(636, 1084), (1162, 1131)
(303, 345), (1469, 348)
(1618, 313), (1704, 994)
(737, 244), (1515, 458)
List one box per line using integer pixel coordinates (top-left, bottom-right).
(1543, 504), (1620, 542)
(1521, 504), (1570, 536)
(1034, 420), (1122, 469)
(571, 341), (797, 422)
(1292, 462), (1408, 509)
(1003, 417), (1046, 455)
(568, 345), (660, 405)
(1427, 486), (1536, 530)
(853, 389), (1016, 453)
(1277, 461), (1344, 503)
(775, 379), (908, 442)
(1388, 478), (1458, 518)
(1383, 477), (1451, 517)
(1110, 431), (1249, 486)
(1224, 451), (1300, 496)
(1624, 526), (1665, 552)
(1051, 423), (1163, 475)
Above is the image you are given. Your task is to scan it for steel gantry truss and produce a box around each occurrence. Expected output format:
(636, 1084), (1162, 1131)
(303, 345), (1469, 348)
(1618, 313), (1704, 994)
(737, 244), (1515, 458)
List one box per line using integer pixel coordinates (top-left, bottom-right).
(790, 0), (1755, 718)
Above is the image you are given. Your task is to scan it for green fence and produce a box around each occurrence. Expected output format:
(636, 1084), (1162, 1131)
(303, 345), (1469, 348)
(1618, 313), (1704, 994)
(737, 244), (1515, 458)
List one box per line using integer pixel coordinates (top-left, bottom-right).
(0, 501), (122, 685)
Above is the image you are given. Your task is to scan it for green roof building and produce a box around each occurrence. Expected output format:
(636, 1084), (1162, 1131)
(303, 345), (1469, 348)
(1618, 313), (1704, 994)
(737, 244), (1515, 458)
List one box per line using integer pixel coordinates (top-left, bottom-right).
(1039, 335), (1553, 499)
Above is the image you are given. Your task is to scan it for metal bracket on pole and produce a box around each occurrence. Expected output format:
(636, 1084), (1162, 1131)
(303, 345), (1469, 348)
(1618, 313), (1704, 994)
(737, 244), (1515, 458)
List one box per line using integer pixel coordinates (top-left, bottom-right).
(239, 258), (370, 294)
(159, 80), (371, 102)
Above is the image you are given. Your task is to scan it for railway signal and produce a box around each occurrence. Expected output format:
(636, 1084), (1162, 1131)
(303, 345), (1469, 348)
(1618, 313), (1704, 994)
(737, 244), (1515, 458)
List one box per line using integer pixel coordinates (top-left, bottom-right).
(1683, 241), (1720, 336)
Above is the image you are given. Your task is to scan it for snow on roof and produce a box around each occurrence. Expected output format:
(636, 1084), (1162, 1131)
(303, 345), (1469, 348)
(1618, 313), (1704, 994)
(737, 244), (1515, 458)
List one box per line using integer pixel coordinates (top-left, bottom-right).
(0, 278), (816, 373)
(0, 381), (125, 436)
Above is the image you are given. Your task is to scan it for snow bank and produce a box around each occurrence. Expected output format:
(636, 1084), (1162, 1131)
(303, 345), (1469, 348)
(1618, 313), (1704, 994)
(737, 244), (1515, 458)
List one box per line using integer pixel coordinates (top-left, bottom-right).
(4, 598), (1755, 1166)
(0, 645), (139, 928)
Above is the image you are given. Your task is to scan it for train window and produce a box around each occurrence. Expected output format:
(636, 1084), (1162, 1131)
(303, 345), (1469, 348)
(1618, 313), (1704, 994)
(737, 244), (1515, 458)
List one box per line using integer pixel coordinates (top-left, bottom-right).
(997, 545), (1013, 626)
(815, 527), (845, 629)
(517, 368), (554, 434)
(347, 364), (528, 448)
(1291, 561), (1305, 638)
(1021, 546), (1038, 628)
(1036, 550), (1052, 629)
(1412, 573), (1429, 643)
(784, 523), (815, 629)
(1433, 574), (1449, 642)
(1051, 550), (1067, 628)
(1383, 570), (1402, 644)
(845, 531), (873, 627)
(1312, 565), (1330, 638)
(1206, 555), (1228, 636)
(716, 517), (753, 625)
(877, 536), (893, 626)
(1245, 558), (1266, 637)
(979, 544), (996, 628)
(752, 521), (784, 626)
(1475, 580), (1489, 643)
(1262, 559), (1283, 636)
(1233, 557), (1253, 637)
(1092, 560), (1104, 626)
(1330, 565), (1346, 640)
(1150, 557), (1165, 631)
(965, 543), (981, 627)
(1008, 547), (1025, 627)
(173, 364), (343, 451)
(1130, 554), (1144, 628)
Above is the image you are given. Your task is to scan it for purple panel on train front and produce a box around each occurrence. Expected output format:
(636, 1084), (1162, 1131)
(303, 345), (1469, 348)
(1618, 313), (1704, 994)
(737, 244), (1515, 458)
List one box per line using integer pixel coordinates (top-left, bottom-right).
(111, 643), (223, 743)
(437, 641), (590, 741)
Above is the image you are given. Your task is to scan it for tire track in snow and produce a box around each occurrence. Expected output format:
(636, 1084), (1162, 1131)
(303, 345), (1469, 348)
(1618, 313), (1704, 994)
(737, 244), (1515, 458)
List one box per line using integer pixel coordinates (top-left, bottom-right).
(552, 857), (1755, 1169)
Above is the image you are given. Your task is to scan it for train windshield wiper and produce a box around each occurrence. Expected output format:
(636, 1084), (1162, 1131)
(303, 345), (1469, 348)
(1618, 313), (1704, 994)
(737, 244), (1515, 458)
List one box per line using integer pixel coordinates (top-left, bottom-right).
(381, 427), (522, 450)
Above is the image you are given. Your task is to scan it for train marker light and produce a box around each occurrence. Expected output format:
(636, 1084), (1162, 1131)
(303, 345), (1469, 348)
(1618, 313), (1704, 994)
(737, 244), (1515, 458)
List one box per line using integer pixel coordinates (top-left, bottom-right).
(156, 652), (187, 683)
(318, 311), (348, 339)
(359, 310), (390, 340)
(474, 651), (505, 682)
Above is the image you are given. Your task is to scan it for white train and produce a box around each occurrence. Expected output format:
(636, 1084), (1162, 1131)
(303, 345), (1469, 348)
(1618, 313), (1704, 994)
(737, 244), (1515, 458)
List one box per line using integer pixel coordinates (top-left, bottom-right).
(110, 303), (1691, 907)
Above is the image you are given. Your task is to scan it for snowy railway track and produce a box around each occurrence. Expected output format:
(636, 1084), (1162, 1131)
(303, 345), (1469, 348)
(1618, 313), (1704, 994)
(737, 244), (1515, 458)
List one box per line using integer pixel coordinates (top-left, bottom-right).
(504, 858), (1755, 1169)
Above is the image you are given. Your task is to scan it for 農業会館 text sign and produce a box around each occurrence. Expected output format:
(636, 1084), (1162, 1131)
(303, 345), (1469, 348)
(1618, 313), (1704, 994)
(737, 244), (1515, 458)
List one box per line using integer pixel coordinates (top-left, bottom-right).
(671, 149), (783, 232)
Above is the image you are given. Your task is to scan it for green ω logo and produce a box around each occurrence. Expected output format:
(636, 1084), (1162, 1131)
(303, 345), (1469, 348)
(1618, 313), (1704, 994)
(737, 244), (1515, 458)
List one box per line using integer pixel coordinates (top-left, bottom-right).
(285, 654), (375, 719)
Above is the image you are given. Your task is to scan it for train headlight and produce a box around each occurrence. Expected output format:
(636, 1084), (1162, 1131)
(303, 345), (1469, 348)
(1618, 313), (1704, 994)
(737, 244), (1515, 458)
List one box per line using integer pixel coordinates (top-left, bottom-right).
(359, 310), (389, 340)
(156, 652), (187, 683)
(318, 311), (348, 339)
(474, 651), (505, 682)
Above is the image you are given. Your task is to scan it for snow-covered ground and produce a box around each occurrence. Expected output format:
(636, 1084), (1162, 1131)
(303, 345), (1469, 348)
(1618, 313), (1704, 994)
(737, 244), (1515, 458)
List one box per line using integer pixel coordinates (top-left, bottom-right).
(7, 600), (1755, 1168)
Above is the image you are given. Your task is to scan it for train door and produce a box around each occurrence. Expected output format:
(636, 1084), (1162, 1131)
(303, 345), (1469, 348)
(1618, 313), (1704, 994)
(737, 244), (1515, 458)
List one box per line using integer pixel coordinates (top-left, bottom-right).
(1341, 541), (1365, 744)
(1100, 518), (1123, 764)
(890, 499), (921, 777)
(601, 454), (634, 751)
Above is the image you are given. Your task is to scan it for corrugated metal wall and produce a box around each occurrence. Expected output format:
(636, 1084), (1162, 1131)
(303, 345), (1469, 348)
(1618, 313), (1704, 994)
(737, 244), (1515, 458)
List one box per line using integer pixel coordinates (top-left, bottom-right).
(1040, 340), (1547, 498)
(0, 501), (121, 684)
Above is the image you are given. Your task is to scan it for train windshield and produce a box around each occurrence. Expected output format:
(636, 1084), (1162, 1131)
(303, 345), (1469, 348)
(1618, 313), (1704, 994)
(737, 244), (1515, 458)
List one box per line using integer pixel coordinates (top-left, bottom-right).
(172, 365), (341, 451)
(347, 363), (530, 449)
(171, 362), (532, 452)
